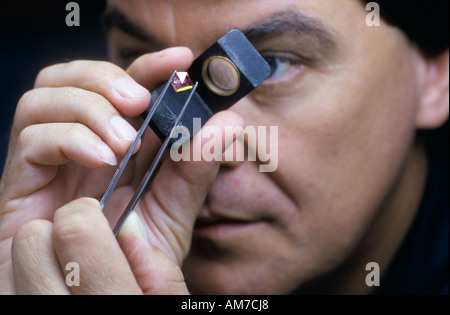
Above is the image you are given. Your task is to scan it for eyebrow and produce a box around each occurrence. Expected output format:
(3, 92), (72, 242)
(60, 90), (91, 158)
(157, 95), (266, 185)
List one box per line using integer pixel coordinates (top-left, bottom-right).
(103, 7), (154, 42)
(103, 8), (337, 54)
(243, 11), (338, 52)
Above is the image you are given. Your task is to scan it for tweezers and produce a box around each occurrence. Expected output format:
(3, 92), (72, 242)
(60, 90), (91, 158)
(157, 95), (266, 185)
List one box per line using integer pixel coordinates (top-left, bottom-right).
(100, 71), (198, 236)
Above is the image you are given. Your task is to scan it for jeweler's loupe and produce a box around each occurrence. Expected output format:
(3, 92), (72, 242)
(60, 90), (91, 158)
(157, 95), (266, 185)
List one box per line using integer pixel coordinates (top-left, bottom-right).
(144, 29), (271, 144)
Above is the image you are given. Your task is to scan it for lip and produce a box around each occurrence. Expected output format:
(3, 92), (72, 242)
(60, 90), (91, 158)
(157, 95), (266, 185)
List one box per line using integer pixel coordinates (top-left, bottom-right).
(193, 218), (267, 240)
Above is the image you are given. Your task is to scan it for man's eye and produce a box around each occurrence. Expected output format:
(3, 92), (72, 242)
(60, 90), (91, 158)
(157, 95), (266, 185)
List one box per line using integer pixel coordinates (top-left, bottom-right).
(261, 52), (307, 83)
(265, 56), (294, 79)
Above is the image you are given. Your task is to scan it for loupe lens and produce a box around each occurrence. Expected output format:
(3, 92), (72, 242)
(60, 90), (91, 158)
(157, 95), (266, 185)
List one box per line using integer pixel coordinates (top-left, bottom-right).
(203, 57), (240, 96)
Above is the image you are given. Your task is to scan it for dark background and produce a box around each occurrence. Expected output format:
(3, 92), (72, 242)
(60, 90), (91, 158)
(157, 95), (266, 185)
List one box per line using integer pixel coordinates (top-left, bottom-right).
(0, 0), (108, 175)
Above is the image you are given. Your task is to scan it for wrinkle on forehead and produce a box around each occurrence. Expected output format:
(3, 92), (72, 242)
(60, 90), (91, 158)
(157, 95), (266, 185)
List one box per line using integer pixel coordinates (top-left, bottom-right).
(137, 0), (277, 49)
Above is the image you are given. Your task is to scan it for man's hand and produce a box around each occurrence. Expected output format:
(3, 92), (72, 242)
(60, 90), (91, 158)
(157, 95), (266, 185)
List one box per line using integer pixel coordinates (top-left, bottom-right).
(0, 47), (244, 294)
(7, 198), (189, 294)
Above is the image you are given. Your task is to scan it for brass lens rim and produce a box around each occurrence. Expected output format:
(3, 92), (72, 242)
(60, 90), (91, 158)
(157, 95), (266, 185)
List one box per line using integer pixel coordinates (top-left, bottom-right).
(202, 56), (241, 96)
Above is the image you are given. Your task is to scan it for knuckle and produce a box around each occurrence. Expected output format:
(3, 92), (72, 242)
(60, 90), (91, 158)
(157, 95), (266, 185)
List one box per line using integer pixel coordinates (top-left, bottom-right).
(69, 60), (124, 91)
(63, 87), (112, 116)
(65, 60), (85, 69)
(13, 220), (52, 247)
(17, 89), (38, 113)
(62, 86), (104, 103)
(58, 87), (89, 111)
(53, 199), (104, 246)
(69, 60), (120, 77)
(34, 60), (124, 88)
(64, 60), (93, 71)
(53, 209), (97, 245)
(65, 122), (88, 140)
(17, 125), (36, 148)
(15, 88), (48, 121)
(35, 64), (59, 87)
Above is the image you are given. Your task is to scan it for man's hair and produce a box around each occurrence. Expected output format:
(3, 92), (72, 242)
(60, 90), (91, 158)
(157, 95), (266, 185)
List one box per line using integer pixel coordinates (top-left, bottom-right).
(364, 0), (449, 57)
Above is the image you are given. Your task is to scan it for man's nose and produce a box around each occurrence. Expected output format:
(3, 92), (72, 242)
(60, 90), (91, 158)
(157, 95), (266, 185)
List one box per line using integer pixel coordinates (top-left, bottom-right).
(220, 137), (248, 169)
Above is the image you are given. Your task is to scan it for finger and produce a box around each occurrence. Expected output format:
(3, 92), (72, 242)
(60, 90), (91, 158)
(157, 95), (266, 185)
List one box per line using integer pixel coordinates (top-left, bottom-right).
(118, 212), (189, 295)
(52, 198), (142, 295)
(3, 123), (116, 200)
(13, 87), (139, 157)
(34, 60), (150, 117)
(18, 123), (117, 168)
(127, 47), (194, 89)
(0, 260), (15, 295)
(141, 111), (245, 265)
(12, 220), (71, 295)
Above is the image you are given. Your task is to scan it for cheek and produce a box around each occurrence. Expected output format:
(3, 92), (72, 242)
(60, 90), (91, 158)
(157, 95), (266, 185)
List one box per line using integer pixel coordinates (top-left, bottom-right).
(264, 44), (421, 258)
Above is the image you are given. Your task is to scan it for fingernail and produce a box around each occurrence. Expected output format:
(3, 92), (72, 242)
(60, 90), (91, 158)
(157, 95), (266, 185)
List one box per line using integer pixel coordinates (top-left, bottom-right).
(113, 77), (149, 99)
(96, 140), (117, 166)
(119, 211), (150, 242)
(110, 115), (138, 141)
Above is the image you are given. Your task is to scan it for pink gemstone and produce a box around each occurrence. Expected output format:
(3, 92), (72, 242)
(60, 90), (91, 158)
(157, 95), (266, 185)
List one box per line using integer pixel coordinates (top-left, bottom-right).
(171, 72), (194, 93)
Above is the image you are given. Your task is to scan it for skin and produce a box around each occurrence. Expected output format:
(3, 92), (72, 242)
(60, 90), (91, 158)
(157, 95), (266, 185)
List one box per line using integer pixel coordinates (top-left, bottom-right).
(0, 0), (448, 294)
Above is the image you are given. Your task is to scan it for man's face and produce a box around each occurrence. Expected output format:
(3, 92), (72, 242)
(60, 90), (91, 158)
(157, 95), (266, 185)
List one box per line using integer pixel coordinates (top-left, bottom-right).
(107, 0), (424, 294)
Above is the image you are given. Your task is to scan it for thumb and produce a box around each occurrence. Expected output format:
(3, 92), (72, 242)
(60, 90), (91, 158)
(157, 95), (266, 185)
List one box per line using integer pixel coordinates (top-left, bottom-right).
(117, 211), (189, 295)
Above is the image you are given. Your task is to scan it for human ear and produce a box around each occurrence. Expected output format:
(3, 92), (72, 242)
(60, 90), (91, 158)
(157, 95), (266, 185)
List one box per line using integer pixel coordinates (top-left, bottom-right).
(416, 50), (449, 129)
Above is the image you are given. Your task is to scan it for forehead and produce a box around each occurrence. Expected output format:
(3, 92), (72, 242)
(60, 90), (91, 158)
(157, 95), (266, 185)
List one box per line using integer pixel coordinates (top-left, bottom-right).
(106, 0), (365, 53)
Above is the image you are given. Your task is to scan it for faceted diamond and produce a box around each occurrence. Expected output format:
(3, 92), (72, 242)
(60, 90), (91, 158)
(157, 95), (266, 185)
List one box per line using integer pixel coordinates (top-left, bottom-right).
(171, 72), (194, 93)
